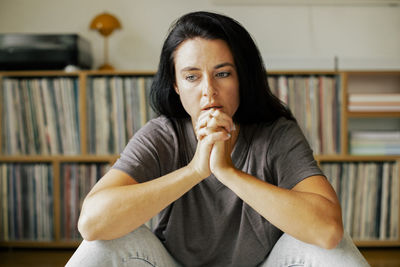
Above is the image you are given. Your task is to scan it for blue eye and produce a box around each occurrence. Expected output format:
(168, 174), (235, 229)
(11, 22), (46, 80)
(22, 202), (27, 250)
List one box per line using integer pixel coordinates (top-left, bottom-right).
(216, 72), (230, 78)
(185, 74), (197, 81)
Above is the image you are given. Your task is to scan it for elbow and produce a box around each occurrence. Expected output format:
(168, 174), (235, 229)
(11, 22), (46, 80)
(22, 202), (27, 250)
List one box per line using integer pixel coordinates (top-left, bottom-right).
(319, 219), (344, 250)
(78, 214), (99, 241)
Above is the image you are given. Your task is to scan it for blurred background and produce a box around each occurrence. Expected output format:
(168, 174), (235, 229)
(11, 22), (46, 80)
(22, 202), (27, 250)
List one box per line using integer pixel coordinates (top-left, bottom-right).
(0, 1), (400, 266)
(1, 0), (399, 71)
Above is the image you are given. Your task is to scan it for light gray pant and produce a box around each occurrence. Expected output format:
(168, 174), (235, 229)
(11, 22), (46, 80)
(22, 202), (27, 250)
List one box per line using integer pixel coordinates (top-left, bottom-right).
(66, 225), (370, 267)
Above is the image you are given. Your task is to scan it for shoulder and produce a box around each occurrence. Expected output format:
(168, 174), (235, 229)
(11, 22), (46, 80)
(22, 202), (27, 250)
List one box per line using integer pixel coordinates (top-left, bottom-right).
(138, 115), (175, 135)
(267, 117), (307, 147)
(130, 115), (192, 152)
(133, 115), (181, 142)
(245, 117), (308, 157)
(250, 117), (300, 140)
(269, 116), (298, 131)
(239, 117), (300, 154)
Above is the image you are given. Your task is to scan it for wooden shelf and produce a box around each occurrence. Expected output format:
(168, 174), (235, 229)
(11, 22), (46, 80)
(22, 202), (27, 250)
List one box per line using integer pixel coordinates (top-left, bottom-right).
(0, 70), (156, 77)
(347, 112), (400, 118)
(1, 69), (399, 248)
(268, 70), (338, 76)
(83, 70), (155, 76)
(0, 70), (80, 77)
(316, 155), (400, 162)
(0, 155), (119, 162)
(0, 240), (81, 248)
(355, 240), (400, 247)
(342, 70), (400, 76)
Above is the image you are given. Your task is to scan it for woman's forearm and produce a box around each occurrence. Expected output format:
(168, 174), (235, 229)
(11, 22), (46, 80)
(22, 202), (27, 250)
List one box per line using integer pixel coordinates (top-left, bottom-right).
(78, 166), (202, 241)
(214, 168), (343, 249)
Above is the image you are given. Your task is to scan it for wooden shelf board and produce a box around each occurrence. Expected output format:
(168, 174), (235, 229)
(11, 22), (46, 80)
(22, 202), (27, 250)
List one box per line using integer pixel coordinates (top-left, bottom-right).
(316, 154), (400, 162)
(1, 69), (398, 77)
(84, 70), (155, 76)
(269, 70), (338, 76)
(347, 111), (400, 118)
(0, 69), (338, 76)
(0, 240), (81, 248)
(0, 70), (80, 77)
(0, 155), (119, 162)
(0, 70), (156, 77)
(355, 240), (400, 247)
(342, 70), (400, 76)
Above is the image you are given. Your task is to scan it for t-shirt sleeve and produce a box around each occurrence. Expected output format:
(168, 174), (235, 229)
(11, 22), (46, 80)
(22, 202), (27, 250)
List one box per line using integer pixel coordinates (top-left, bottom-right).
(111, 119), (177, 183)
(267, 119), (324, 189)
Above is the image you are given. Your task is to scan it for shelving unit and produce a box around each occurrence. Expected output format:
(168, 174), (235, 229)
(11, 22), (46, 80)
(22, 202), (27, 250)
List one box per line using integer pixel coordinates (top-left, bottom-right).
(0, 70), (399, 248)
(319, 71), (400, 247)
(0, 70), (152, 248)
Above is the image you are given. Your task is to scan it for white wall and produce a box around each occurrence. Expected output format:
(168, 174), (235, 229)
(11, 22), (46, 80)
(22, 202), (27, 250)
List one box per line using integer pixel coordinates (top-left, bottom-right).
(0, 0), (399, 70)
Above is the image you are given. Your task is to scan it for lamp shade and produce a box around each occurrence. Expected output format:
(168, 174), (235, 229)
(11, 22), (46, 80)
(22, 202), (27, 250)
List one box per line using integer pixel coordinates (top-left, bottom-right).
(90, 12), (122, 37)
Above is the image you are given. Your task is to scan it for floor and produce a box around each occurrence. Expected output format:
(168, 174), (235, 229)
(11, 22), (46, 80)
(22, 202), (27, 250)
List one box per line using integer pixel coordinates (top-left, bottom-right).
(360, 248), (400, 267)
(0, 248), (73, 267)
(0, 248), (399, 266)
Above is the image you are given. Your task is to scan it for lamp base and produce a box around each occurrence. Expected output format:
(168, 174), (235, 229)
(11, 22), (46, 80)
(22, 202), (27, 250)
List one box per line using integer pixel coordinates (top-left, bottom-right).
(98, 63), (114, 70)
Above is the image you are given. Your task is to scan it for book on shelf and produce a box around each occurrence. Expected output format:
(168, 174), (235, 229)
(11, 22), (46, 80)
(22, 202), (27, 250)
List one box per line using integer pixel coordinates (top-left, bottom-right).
(348, 93), (400, 112)
(60, 163), (110, 240)
(1, 77), (80, 155)
(349, 106), (400, 112)
(349, 93), (400, 102)
(87, 76), (155, 154)
(268, 75), (340, 155)
(320, 162), (399, 241)
(349, 131), (400, 155)
(0, 163), (54, 242)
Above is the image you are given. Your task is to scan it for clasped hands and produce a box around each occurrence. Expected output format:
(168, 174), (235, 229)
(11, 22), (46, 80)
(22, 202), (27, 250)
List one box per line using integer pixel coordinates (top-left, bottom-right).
(189, 108), (237, 180)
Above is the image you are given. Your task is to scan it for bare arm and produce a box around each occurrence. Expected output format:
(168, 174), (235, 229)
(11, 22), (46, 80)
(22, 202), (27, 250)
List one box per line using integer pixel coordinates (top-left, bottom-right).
(215, 165), (343, 249)
(78, 167), (202, 241)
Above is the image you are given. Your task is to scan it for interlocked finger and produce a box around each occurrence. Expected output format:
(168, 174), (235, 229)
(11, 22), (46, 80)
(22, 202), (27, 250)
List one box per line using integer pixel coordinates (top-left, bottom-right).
(196, 110), (214, 132)
(195, 109), (234, 135)
(197, 126), (229, 141)
(199, 130), (231, 144)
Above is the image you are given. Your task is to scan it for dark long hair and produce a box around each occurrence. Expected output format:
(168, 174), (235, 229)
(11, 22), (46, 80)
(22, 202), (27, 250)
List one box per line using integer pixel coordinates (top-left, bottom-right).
(150, 11), (294, 124)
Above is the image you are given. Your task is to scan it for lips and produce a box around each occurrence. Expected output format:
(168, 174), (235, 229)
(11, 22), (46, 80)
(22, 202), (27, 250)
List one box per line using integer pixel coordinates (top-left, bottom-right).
(202, 104), (223, 111)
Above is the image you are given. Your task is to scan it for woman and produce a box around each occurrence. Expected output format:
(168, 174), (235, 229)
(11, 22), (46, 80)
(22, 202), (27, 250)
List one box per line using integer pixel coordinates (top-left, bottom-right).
(67, 11), (369, 267)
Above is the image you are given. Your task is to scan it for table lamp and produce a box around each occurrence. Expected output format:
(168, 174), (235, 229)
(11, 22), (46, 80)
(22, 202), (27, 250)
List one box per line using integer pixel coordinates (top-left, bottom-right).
(90, 12), (122, 70)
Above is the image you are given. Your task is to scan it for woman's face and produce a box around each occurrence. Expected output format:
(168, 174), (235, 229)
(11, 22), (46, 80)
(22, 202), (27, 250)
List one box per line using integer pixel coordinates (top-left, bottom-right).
(174, 37), (240, 126)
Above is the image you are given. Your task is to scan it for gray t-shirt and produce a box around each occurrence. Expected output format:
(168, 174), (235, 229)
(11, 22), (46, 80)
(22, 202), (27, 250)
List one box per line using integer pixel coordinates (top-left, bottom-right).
(112, 115), (324, 267)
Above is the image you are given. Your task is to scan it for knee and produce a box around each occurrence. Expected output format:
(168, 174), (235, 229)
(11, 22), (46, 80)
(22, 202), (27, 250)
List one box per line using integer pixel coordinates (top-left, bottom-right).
(265, 233), (369, 267)
(66, 225), (157, 267)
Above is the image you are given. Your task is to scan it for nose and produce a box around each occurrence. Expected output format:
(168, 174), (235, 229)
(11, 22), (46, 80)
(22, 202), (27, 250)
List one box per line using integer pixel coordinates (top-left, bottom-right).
(202, 75), (217, 99)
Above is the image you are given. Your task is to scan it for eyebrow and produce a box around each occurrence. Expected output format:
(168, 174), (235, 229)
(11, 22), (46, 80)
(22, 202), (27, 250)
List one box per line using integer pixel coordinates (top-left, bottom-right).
(180, 62), (235, 72)
(215, 62), (235, 69)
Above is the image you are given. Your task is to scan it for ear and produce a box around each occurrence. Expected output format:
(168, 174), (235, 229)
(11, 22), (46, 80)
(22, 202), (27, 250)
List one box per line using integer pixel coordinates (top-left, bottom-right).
(174, 84), (180, 95)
